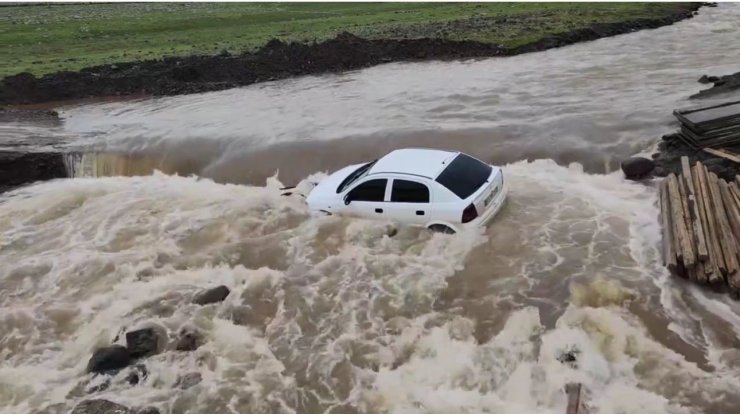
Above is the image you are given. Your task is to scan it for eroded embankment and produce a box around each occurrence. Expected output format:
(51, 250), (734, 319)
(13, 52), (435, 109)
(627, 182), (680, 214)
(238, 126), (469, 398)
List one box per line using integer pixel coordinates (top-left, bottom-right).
(0, 3), (703, 105)
(0, 151), (67, 194)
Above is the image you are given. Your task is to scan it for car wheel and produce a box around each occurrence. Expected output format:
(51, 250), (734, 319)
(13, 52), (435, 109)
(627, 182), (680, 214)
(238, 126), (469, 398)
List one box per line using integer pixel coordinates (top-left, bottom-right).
(428, 224), (456, 234)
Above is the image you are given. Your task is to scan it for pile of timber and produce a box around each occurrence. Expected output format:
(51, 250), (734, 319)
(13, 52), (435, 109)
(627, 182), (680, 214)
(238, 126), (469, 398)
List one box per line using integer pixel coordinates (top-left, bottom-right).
(673, 100), (740, 149)
(659, 156), (740, 297)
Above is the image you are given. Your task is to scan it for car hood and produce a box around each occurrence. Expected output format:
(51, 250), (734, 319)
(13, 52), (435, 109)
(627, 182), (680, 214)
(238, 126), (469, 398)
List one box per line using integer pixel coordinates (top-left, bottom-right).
(306, 163), (364, 204)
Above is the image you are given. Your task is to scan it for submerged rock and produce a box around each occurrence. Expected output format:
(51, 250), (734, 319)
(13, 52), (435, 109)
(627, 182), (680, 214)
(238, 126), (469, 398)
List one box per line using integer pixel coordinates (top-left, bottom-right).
(86, 378), (112, 394)
(86, 345), (131, 374)
(70, 399), (132, 414)
(620, 156), (655, 180)
(557, 348), (580, 369)
(136, 408), (160, 414)
(124, 364), (148, 386)
(174, 372), (202, 390)
(192, 285), (230, 305)
(126, 328), (160, 358)
(175, 329), (203, 352)
(32, 402), (67, 414)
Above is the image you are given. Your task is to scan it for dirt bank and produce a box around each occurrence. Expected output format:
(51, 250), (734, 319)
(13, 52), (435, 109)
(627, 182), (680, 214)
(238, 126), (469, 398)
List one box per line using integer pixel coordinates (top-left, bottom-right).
(0, 4), (703, 106)
(691, 71), (740, 99)
(0, 151), (67, 193)
(0, 107), (60, 125)
(652, 133), (739, 181)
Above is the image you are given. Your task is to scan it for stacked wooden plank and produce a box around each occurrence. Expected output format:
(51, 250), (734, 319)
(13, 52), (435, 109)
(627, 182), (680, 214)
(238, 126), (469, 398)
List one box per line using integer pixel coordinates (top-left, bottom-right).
(673, 100), (740, 149)
(659, 156), (740, 297)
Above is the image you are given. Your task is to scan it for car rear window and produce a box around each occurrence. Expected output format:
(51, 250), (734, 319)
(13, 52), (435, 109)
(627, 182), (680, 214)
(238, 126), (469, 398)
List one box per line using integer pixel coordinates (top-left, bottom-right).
(435, 154), (492, 199)
(391, 179), (429, 203)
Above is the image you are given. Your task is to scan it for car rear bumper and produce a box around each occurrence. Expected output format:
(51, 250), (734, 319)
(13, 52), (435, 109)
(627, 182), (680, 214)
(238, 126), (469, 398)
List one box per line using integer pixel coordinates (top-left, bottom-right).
(470, 179), (507, 228)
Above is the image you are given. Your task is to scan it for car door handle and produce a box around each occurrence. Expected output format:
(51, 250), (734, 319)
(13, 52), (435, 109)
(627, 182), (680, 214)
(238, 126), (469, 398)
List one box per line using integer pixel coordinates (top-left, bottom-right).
(375, 208), (383, 213)
(416, 210), (425, 216)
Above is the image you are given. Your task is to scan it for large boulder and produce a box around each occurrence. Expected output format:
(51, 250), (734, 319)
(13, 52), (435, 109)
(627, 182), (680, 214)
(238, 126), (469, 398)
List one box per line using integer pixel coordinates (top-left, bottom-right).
(70, 399), (132, 414)
(125, 328), (161, 359)
(620, 157), (655, 180)
(86, 345), (131, 374)
(192, 285), (230, 305)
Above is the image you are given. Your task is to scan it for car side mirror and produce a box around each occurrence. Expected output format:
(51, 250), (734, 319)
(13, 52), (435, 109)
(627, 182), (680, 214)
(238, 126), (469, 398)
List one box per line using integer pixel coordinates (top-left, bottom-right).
(344, 194), (352, 205)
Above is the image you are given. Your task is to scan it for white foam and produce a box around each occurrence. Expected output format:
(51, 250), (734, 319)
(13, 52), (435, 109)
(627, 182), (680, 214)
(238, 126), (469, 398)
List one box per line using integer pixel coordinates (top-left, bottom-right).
(2, 158), (740, 413)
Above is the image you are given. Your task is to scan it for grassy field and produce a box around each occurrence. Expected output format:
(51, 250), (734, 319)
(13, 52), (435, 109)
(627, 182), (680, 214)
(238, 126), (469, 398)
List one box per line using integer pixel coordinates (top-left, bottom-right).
(0, 2), (694, 78)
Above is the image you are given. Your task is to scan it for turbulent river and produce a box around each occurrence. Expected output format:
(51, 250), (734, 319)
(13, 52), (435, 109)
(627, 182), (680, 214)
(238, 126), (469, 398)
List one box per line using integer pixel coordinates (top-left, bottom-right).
(3, 5), (740, 414)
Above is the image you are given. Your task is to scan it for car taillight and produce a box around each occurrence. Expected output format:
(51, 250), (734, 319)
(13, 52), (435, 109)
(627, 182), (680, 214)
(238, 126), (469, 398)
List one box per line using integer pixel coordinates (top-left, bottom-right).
(462, 203), (478, 223)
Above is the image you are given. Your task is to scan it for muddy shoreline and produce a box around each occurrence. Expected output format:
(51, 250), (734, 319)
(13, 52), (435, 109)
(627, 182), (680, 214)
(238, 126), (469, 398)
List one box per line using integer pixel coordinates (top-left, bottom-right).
(0, 3), (703, 106)
(691, 70), (740, 99)
(652, 133), (740, 181)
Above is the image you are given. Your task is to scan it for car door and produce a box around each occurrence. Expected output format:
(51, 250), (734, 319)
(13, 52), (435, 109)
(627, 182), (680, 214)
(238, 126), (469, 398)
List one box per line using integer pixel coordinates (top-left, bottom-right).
(342, 178), (389, 220)
(384, 178), (432, 225)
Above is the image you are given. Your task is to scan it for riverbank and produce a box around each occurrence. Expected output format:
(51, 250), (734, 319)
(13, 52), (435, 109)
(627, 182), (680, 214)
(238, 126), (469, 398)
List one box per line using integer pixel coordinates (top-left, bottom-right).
(0, 2), (703, 105)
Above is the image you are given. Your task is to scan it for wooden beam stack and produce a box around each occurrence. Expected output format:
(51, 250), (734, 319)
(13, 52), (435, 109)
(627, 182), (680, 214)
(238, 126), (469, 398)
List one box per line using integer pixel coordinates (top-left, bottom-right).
(659, 156), (740, 297)
(673, 100), (740, 149)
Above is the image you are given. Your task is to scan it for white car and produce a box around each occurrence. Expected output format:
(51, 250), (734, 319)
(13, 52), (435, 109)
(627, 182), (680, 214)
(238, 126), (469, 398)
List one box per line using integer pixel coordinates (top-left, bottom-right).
(305, 148), (507, 233)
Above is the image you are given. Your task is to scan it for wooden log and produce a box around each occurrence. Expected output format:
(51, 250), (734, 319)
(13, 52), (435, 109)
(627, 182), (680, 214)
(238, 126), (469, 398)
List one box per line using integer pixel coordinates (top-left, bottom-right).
(692, 261), (707, 284)
(681, 157), (709, 261)
(677, 174), (697, 275)
(696, 162), (727, 282)
(730, 182), (740, 209)
(707, 171), (740, 289)
(703, 147), (740, 163)
(691, 165), (714, 282)
(668, 179), (684, 266)
(565, 383), (585, 414)
(660, 179), (678, 273)
(719, 179), (740, 242)
(667, 174), (696, 268)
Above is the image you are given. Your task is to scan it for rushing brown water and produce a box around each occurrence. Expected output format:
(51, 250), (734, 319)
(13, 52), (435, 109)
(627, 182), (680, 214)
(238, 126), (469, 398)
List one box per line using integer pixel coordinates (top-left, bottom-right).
(3, 5), (740, 414)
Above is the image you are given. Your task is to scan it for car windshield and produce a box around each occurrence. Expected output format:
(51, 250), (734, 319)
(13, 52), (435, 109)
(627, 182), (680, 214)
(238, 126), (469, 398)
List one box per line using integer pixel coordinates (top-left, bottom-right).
(435, 153), (492, 199)
(336, 160), (377, 193)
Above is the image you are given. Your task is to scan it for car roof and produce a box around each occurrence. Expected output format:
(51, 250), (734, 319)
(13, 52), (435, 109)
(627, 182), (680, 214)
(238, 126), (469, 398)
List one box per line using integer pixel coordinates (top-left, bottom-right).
(368, 148), (459, 179)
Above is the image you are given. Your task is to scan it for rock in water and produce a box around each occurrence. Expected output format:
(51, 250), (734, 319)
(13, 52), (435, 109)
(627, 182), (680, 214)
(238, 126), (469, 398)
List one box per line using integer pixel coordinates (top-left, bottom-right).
(86, 345), (131, 374)
(620, 157), (655, 180)
(70, 399), (132, 414)
(136, 408), (160, 414)
(698, 74), (719, 84)
(175, 372), (202, 390)
(175, 329), (202, 352)
(125, 364), (148, 386)
(126, 328), (160, 358)
(192, 285), (230, 305)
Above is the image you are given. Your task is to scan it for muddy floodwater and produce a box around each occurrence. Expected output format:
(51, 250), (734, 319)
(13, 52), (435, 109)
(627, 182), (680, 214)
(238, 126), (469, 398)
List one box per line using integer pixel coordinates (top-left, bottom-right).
(2, 5), (740, 414)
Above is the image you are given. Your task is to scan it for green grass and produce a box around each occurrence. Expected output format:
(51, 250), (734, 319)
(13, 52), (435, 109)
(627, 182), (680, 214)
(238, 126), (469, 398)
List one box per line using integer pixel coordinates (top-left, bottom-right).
(0, 2), (694, 78)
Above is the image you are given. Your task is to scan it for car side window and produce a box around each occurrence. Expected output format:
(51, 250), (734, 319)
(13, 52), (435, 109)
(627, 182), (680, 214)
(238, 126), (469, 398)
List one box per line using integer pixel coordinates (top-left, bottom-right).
(391, 179), (429, 203)
(347, 179), (387, 202)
